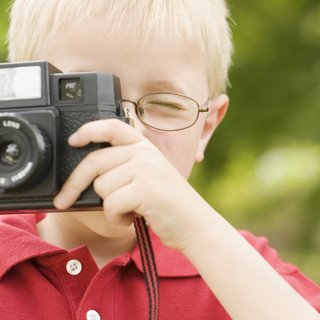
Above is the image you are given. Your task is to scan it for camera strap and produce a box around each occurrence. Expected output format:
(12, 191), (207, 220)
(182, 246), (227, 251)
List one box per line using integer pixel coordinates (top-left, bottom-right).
(134, 216), (160, 320)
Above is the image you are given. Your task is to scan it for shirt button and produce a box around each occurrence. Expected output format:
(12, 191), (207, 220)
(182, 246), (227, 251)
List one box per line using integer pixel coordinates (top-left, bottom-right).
(86, 310), (101, 320)
(66, 259), (82, 275)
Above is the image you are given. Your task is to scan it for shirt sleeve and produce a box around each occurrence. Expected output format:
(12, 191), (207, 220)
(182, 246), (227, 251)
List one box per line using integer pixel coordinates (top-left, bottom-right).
(240, 230), (320, 312)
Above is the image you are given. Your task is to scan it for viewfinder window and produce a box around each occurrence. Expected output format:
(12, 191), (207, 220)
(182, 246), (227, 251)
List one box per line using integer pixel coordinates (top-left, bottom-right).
(60, 78), (82, 101)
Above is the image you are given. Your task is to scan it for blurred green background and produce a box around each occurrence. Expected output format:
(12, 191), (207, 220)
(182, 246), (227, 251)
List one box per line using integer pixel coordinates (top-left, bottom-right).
(0, 0), (319, 283)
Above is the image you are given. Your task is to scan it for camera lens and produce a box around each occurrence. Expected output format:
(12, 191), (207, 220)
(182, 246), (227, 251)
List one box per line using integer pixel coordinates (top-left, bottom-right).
(0, 142), (21, 166)
(0, 114), (52, 190)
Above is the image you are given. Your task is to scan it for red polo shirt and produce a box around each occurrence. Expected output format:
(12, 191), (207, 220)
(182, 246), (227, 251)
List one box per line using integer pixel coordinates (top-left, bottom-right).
(0, 214), (319, 320)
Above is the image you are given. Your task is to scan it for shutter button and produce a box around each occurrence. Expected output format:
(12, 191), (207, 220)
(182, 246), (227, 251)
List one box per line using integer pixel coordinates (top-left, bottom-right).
(86, 310), (101, 320)
(66, 259), (82, 275)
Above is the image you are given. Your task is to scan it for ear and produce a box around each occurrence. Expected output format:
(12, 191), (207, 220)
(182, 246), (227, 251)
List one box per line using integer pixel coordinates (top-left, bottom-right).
(195, 94), (229, 163)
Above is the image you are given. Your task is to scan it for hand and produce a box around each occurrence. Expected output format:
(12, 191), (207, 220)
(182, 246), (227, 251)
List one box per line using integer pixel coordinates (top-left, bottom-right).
(53, 119), (211, 251)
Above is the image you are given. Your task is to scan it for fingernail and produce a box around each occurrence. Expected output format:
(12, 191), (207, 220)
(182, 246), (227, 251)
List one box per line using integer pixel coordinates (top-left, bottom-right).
(68, 132), (78, 144)
(54, 193), (66, 208)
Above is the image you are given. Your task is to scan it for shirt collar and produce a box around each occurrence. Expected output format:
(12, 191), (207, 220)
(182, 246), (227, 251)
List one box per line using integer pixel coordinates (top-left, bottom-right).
(130, 228), (199, 277)
(0, 214), (199, 279)
(0, 214), (65, 279)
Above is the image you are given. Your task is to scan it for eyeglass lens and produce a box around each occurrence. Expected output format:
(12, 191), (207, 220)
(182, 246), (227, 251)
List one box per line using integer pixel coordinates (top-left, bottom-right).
(137, 93), (199, 131)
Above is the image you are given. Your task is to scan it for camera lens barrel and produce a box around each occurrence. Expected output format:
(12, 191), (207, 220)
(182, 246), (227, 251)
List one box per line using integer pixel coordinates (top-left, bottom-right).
(0, 113), (52, 190)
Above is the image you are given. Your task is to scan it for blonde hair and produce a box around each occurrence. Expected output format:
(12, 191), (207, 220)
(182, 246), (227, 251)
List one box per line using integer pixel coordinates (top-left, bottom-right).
(8, 0), (233, 97)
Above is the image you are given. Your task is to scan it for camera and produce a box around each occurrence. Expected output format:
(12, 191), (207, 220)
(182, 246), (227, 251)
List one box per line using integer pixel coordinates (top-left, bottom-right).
(0, 61), (128, 212)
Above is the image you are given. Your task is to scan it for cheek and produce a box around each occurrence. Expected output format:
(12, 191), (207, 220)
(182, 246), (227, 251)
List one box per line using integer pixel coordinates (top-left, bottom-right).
(146, 129), (201, 178)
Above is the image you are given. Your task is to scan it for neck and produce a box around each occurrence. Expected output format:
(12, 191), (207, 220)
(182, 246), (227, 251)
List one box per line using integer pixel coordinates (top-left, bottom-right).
(36, 212), (137, 269)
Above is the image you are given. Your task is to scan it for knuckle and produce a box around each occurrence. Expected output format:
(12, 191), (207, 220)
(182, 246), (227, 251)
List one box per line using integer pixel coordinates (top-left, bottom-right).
(103, 201), (118, 223)
(93, 177), (103, 194)
(103, 197), (114, 214)
(135, 155), (158, 173)
(109, 118), (124, 130)
(136, 139), (151, 151)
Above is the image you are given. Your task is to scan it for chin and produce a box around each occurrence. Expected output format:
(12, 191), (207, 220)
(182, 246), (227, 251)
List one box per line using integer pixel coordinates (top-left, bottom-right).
(70, 211), (136, 238)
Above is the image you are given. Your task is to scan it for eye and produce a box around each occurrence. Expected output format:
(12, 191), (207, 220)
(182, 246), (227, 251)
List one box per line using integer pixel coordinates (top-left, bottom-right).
(148, 101), (186, 111)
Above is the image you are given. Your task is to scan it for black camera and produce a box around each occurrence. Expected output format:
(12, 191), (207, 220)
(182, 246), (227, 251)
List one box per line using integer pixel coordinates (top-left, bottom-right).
(0, 61), (128, 212)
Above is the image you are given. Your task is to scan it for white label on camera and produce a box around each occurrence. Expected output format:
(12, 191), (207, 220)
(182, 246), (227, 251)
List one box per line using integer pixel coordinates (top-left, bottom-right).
(11, 162), (33, 183)
(0, 66), (41, 100)
(2, 120), (20, 130)
(0, 178), (6, 185)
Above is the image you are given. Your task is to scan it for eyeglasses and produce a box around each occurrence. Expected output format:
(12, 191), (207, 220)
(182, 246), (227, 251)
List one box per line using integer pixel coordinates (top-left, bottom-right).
(121, 92), (209, 131)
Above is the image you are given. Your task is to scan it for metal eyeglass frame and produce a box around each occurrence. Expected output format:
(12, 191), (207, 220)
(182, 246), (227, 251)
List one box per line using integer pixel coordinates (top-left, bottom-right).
(121, 92), (209, 132)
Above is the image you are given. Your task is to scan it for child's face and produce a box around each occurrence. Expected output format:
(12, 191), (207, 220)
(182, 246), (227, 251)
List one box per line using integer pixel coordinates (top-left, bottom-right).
(39, 17), (227, 237)
(41, 17), (223, 178)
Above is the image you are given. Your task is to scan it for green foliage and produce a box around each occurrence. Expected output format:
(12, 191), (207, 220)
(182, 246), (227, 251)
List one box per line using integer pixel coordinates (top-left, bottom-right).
(0, 0), (10, 61)
(192, 0), (320, 283)
(0, 0), (319, 283)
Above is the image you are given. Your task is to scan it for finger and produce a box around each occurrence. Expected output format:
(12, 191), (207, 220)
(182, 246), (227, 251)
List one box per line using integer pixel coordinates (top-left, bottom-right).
(93, 161), (134, 199)
(68, 118), (145, 147)
(103, 183), (143, 218)
(103, 203), (135, 227)
(53, 145), (134, 209)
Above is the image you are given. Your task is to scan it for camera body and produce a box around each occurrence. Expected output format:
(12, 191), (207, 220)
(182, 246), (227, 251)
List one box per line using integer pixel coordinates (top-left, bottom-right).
(0, 61), (128, 212)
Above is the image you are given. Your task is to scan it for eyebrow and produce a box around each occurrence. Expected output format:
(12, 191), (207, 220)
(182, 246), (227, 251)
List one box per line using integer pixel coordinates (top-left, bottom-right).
(143, 80), (189, 96)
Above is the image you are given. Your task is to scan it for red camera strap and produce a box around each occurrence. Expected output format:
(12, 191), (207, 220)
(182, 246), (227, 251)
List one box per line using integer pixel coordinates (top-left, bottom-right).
(134, 217), (160, 320)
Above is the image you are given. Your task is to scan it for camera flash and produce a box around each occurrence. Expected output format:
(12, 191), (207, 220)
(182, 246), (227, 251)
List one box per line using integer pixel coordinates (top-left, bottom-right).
(0, 66), (42, 101)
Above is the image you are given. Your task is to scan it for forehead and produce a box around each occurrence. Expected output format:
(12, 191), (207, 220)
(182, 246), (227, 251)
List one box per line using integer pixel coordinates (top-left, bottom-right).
(43, 17), (209, 100)
(44, 1), (207, 68)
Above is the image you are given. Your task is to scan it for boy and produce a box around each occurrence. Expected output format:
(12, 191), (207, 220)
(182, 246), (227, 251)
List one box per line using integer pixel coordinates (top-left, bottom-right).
(1, 0), (319, 319)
